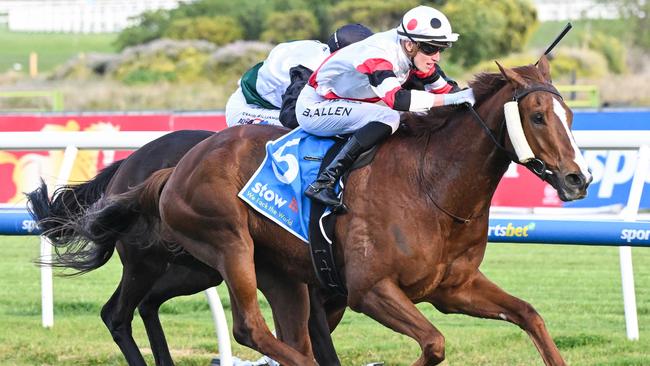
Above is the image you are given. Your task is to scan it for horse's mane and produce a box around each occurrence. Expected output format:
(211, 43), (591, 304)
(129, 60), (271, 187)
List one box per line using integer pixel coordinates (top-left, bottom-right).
(399, 64), (541, 138)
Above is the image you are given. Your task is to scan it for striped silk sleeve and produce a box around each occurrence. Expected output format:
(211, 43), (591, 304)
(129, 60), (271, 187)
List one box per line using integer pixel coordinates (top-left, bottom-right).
(411, 66), (453, 94)
(355, 58), (435, 112)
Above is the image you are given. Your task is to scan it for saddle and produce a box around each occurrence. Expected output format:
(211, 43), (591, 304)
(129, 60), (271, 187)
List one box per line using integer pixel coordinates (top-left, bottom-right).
(238, 128), (376, 295)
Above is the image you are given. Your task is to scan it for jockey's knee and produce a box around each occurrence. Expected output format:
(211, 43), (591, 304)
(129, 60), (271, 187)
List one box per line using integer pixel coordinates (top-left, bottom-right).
(375, 109), (401, 133)
(375, 118), (400, 134)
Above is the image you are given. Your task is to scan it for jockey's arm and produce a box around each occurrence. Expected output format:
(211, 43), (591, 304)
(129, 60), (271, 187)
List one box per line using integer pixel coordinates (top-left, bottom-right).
(358, 59), (471, 112)
(434, 64), (461, 92)
(279, 65), (314, 129)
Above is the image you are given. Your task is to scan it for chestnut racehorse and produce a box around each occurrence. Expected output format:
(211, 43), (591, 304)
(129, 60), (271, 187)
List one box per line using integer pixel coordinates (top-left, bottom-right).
(92, 57), (591, 366)
(28, 129), (344, 366)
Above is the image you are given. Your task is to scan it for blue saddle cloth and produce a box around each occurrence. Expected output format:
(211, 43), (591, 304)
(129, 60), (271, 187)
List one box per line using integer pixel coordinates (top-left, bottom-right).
(238, 128), (337, 242)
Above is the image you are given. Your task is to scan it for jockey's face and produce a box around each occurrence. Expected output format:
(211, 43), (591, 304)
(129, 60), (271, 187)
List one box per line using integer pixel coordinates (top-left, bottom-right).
(413, 45), (441, 73)
(404, 40), (441, 73)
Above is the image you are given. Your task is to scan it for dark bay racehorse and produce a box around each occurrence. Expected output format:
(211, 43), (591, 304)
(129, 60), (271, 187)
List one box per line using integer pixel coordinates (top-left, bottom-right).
(29, 129), (344, 366)
(81, 57), (590, 366)
(28, 130), (219, 365)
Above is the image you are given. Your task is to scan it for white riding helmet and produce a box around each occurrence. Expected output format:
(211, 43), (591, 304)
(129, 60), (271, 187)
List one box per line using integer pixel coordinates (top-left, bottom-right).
(397, 5), (458, 47)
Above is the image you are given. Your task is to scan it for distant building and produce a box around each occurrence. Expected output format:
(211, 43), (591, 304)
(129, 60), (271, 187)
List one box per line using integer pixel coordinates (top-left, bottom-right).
(534, 0), (621, 21)
(0, 0), (623, 33)
(0, 0), (191, 33)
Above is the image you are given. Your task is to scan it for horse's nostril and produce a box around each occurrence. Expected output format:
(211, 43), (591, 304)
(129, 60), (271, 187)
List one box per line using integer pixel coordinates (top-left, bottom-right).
(564, 173), (584, 188)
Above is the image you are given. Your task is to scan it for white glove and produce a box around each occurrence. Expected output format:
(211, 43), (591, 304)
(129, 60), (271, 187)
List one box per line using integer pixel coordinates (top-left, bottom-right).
(442, 88), (475, 106)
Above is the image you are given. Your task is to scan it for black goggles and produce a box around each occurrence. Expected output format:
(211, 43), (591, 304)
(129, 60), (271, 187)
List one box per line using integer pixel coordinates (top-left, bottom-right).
(417, 42), (446, 55)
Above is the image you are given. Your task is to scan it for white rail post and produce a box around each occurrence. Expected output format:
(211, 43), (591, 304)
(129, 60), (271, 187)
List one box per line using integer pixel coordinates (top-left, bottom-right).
(39, 238), (54, 328)
(205, 287), (233, 366)
(40, 145), (78, 328)
(618, 144), (649, 341)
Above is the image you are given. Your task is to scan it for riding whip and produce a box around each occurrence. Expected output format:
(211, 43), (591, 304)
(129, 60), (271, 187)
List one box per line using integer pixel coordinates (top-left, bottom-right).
(535, 22), (572, 65)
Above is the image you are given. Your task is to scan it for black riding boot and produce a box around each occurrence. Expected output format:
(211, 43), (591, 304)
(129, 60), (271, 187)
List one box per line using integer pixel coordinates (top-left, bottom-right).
(305, 136), (363, 207)
(305, 121), (392, 209)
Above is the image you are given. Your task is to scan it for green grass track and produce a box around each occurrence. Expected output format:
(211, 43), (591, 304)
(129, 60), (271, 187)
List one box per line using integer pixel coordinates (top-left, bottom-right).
(1, 236), (649, 365)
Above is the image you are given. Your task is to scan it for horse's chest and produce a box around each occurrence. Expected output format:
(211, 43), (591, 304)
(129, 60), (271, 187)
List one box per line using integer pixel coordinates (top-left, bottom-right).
(396, 228), (487, 297)
(401, 263), (448, 300)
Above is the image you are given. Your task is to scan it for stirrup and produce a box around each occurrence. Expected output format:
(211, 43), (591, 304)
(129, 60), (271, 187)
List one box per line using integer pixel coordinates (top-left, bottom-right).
(305, 187), (348, 213)
(331, 201), (348, 214)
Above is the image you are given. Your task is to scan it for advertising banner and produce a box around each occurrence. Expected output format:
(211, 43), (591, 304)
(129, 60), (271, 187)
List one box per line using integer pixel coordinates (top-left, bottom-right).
(488, 216), (650, 247)
(0, 109), (648, 208)
(0, 112), (225, 204)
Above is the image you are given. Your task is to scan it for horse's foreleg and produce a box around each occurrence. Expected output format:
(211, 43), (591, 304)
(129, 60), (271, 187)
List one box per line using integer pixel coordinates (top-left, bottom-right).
(349, 279), (446, 366)
(216, 244), (318, 366)
(258, 269), (313, 359)
(432, 271), (566, 366)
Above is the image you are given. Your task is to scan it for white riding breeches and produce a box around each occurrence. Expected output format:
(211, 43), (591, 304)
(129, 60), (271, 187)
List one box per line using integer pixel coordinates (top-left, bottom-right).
(295, 85), (401, 137)
(225, 87), (282, 127)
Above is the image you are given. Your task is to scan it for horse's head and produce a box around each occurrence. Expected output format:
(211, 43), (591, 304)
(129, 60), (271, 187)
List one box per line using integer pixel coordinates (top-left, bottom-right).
(496, 56), (592, 201)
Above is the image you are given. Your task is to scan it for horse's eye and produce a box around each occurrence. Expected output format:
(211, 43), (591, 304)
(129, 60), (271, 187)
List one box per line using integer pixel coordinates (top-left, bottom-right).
(531, 112), (545, 125)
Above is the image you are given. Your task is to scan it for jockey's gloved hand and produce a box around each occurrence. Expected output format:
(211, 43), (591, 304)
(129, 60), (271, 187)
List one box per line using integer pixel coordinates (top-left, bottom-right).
(443, 88), (475, 106)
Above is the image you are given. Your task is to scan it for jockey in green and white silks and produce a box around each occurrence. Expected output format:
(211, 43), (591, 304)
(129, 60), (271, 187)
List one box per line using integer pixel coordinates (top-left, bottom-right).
(297, 5), (476, 209)
(225, 24), (374, 128)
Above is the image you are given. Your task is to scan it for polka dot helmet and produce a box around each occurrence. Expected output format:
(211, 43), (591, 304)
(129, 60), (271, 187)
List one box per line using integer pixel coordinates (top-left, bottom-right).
(397, 5), (458, 47)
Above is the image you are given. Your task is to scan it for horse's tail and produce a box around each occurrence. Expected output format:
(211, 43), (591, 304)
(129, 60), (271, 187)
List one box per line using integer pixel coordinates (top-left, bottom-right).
(26, 160), (124, 275)
(27, 159), (124, 246)
(51, 167), (176, 274)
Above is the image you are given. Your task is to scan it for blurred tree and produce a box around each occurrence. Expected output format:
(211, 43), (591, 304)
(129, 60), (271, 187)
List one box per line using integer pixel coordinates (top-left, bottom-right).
(260, 10), (320, 43)
(328, 0), (418, 32)
(114, 0), (537, 69)
(205, 42), (274, 84)
(312, 0), (343, 40)
(596, 0), (649, 50)
(443, 0), (537, 67)
(114, 10), (171, 50)
(584, 31), (627, 73)
(168, 0), (272, 40)
(164, 16), (244, 46)
(443, 0), (505, 67)
(171, 0), (313, 40)
(491, 0), (538, 55)
(116, 0), (318, 47)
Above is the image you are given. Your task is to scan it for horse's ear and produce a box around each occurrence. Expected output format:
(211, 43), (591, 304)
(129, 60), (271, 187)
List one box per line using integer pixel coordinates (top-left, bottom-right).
(536, 55), (552, 82)
(495, 61), (528, 88)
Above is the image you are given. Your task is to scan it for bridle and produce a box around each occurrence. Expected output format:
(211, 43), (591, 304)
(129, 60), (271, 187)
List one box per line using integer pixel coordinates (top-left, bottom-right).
(421, 81), (565, 225)
(466, 83), (564, 182)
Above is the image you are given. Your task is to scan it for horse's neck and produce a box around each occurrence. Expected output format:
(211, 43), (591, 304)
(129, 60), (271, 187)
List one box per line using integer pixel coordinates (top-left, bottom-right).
(405, 88), (513, 218)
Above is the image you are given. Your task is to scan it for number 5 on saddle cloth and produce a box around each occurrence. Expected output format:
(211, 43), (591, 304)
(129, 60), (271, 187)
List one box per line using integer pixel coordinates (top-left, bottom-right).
(238, 127), (375, 294)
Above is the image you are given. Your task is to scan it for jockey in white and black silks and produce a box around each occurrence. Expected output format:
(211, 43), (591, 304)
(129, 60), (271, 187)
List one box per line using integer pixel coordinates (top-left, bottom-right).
(225, 24), (374, 128)
(297, 5), (476, 209)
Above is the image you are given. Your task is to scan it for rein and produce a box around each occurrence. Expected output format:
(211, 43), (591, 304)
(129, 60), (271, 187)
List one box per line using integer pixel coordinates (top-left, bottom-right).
(426, 83), (563, 224)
